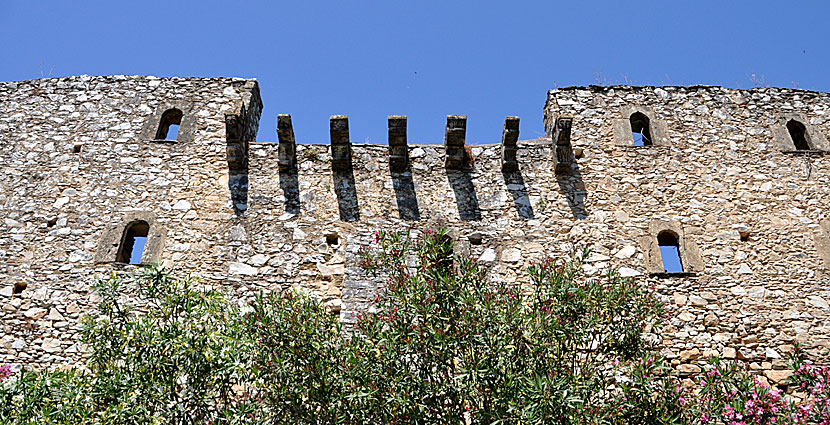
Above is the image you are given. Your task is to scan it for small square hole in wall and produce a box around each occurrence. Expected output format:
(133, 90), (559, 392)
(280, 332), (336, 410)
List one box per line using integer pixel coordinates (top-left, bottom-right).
(739, 231), (750, 242)
(326, 233), (339, 246)
(72, 144), (83, 154)
(13, 282), (26, 294)
(47, 217), (57, 227)
(468, 232), (483, 245)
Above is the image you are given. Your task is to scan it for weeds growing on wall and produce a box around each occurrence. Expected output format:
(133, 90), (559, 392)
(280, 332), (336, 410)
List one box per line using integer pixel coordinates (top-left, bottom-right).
(1, 227), (829, 424)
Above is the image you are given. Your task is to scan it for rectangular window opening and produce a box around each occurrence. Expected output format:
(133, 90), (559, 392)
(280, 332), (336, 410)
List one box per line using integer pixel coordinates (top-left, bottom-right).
(659, 245), (684, 273)
(129, 236), (148, 265)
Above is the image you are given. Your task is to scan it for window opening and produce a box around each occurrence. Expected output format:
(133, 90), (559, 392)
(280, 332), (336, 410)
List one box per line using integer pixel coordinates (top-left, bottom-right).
(117, 220), (150, 264)
(786, 119), (810, 150)
(657, 230), (683, 273)
(13, 282), (26, 294)
(72, 144), (82, 154)
(740, 231), (750, 242)
(630, 112), (652, 147)
(155, 109), (183, 141)
(326, 233), (339, 246)
(165, 124), (180, 141)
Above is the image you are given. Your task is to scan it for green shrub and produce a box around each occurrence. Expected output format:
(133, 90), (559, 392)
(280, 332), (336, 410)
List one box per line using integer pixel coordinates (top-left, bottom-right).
(350, 227), (674, 424)
(0, 265), (260, 425)
(5, 227), (830, 424)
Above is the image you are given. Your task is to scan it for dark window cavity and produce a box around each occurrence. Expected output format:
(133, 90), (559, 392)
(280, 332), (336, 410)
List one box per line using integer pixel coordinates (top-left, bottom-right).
(787, 119), (810, 150)
(657, 230), (683, 273)
(326, 233), (339, 246)
(117, 220), (150, 264)
(156, 108), (183, 141)
(630, 112), (652, 147)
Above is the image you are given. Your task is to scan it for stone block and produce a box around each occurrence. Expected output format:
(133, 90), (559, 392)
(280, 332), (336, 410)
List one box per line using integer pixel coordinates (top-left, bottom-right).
(330, 115), (352, 171)
(277, 114), (297, 171)
(388, 115), (409, 172)
(444, 115), (467, 169)
(501, 116), (520, 172)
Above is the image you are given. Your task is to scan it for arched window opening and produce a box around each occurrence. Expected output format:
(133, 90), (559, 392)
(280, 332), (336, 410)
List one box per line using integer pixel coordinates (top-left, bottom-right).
(117, 220), (150, 264)
(657, 230), (683, 273)
(630, 112), (652, 147)
(786, 119), (810, 150)
(155, 108), (183, 141)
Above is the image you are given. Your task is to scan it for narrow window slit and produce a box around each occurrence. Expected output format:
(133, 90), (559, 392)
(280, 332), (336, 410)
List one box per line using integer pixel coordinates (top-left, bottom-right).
(786, 119), (810, 150)
(155, 109), (183, 141)
(117, 220), (150, 264)
(165, 124), (180, 141)
(657, 230), (683, 273)
(630, 112), (652, 147)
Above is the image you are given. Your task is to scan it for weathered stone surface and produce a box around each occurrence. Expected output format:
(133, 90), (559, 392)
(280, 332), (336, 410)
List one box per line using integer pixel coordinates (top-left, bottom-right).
(47, 308), (65, 321)
(807, 296), (830, 309)
(2, 77), (830, 381)
(229, 262), (258, 276)
(679, 364), (702, 374)
(501, 248), (521, 263)
(618, 267), (641, 277)
(764, 369), (792, 384)
(680, 348), (701, 361)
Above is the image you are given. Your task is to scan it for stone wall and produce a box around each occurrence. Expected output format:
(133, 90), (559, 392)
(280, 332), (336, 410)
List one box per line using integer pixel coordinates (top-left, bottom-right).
(2, 76), (830, 385)
(0, 75), (261, 367)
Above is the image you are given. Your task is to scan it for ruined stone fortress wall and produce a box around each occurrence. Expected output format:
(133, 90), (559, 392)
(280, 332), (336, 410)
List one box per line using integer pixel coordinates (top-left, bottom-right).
(2, 76), (830, 385)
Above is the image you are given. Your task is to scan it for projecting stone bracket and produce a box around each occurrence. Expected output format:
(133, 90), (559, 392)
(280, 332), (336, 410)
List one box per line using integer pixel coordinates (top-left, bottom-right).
(500, 116), (520, 172)
(330, 115), (353, 172)
(444, 115), (467, 169)
(225, 111), (247, 170)
(277, 114), (297, 171)
(640, 219), (703, 275)
(139, 100), (196, 144)
(94, 211), (166, 265)
(388, 115), (409, 172)
(613, 105), (670, 147)
(552, 116), (573, 173)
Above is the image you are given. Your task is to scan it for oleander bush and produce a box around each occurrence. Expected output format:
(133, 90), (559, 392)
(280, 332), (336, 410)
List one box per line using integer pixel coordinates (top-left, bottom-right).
(2, 226), (829, 424)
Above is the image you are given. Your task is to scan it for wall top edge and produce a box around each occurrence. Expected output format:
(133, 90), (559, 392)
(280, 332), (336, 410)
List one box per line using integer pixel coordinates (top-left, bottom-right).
(0, 75), (258, 85)
(549, 84), (828, 96)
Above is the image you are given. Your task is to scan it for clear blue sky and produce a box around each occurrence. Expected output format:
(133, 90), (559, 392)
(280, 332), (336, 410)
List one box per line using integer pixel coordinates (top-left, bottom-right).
(1, 1), (828, 144)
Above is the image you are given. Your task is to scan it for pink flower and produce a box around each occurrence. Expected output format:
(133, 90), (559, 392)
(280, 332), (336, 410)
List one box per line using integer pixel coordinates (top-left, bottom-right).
(0, 364), (12, 381)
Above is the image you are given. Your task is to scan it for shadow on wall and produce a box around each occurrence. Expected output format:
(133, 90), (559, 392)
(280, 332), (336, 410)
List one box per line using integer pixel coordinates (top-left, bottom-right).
(557, 161), (588, 219)
(502, 168), (534, 220)
(391, 168), (420, 221)
(447, 168), (481, 221)
(333, 167), (360, 222)
(229, 170), (248, 216)
(279, 167), (301, 215)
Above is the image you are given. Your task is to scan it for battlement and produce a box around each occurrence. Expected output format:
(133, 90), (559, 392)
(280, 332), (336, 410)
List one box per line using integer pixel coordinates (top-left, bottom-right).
(2, 76), (830, 383)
